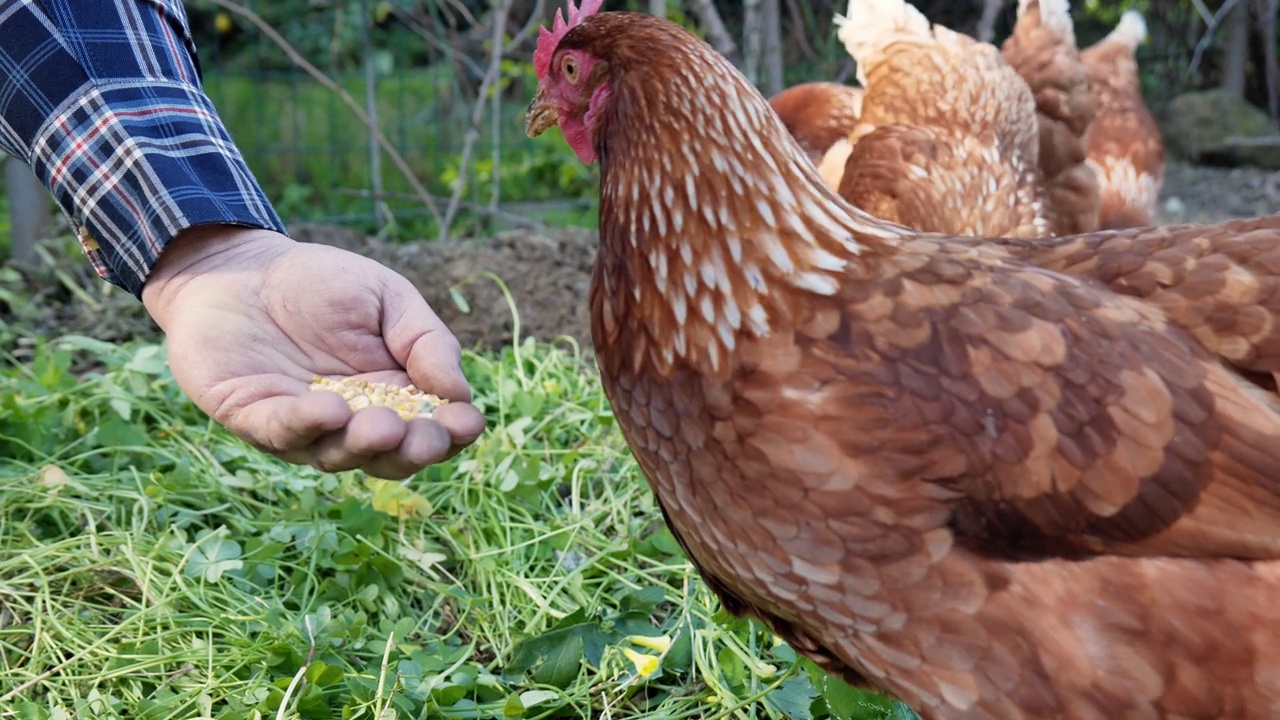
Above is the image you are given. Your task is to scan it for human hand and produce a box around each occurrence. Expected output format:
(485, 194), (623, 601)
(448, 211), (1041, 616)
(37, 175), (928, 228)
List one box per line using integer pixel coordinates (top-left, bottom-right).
(141, 225), (486, 479)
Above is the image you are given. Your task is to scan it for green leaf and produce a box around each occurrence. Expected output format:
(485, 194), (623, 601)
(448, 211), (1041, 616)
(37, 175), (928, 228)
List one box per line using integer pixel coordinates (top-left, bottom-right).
(183, 527), (244, 583)
(13, 702), (50, 720)
(530, 632), (583, 688)
(716, 646), (745, 688)
(366, 477), (432, 519)
(888, 701), (925, 720)
(619, 586), (664, 614)
(93, 416), (149, 448)
(518, 690), (558, 709)
(295, 682), (330, 718)
(306, 661), (345, 685)
(763, 673), (819, 720)
(449, 288), (471, 314)
(507, 611), (595, 689)
(339, 496), (387, 538)
(124, 344), (170, 375)
(502, 692), (525, 718)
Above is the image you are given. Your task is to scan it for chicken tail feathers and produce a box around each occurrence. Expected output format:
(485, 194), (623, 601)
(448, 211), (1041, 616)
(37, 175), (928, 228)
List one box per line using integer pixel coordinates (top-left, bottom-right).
(835, 0), (931, 84)
(1017, 0), (1076, 43)
(1108, 10), (1148, 49)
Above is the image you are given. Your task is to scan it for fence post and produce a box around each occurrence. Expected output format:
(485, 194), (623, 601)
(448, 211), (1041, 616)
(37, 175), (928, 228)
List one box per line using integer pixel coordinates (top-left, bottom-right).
(5, 155), (52, 267)
(360, 0), (386, 233)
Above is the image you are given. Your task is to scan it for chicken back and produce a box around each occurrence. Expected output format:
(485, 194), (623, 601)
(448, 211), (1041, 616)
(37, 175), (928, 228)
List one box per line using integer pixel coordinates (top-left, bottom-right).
(527, 4), (1280, 719)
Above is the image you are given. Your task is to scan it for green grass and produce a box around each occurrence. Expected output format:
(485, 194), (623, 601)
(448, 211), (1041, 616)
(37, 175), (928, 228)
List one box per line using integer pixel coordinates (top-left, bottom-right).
(0, 321), (916, 719)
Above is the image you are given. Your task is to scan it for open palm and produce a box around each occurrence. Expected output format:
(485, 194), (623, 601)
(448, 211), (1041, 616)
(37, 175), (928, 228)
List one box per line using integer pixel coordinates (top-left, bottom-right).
(142, 227), (486, 479)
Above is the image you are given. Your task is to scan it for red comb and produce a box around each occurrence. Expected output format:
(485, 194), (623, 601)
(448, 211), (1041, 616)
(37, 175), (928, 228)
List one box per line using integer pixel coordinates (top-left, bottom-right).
(533, 0), (604, 79)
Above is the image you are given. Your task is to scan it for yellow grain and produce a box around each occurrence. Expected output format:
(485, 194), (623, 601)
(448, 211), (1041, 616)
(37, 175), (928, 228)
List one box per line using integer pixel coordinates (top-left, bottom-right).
(308, 376), (446, 420)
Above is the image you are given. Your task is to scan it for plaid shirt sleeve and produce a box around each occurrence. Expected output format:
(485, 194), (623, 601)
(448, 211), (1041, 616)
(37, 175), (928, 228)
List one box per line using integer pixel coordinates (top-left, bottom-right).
(0, 0), (287, 298)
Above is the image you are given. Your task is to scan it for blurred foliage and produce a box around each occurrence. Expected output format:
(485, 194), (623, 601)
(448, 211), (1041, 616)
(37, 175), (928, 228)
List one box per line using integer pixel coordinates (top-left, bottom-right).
(177, 0), (1276, 238)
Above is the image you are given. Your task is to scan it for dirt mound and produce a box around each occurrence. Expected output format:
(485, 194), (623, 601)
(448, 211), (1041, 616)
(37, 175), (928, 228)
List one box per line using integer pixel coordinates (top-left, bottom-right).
(368, 228), (597, 352)
(5, 162), (1275, 357)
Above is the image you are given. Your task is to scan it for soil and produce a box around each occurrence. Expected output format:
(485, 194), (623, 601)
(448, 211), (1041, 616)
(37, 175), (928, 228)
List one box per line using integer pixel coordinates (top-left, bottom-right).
(4, 161), (1277, 355)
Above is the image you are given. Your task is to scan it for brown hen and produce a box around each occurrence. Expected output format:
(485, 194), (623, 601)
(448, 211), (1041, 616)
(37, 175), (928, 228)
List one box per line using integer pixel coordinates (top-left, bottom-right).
(528, 4), (1280, 719)
(768, 81), (865, 166)
(1080, 10), (1166, 229)
(833, 0), (1050, 238)
(1000, 0), (1101, 235)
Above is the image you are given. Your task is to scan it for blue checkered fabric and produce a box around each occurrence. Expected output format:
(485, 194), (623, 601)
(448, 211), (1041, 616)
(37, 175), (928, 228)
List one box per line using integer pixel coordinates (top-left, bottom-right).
(0, 0), (286, 297)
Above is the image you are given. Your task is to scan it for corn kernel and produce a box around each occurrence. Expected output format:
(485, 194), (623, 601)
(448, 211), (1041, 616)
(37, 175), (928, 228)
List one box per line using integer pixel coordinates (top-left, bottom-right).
(308, 376), (447, 420)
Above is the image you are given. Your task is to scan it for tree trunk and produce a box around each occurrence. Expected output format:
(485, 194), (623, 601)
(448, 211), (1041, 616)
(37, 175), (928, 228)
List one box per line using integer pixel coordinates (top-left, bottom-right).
(743, 0), (762, 84)
(686, 0), (739, 63)
(783, 0), (819, 65)
(976, 0), (1005, 43)
(1258, 0), (1280, 119)
(1222, 0), (1251, 97)
(761, 0), (783, 95)
(5, 156), (52, 268)
(648, 0), (666, 17)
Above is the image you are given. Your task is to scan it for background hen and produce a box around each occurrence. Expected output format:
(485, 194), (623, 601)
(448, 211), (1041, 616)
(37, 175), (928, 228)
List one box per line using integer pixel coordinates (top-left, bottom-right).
(1081, 10), (1166, 229)
(833, 0), (1051, 238)
(1000, 0), (1101, 235)
(529, 4), (1280, 719)
(768, 81), (865, 167)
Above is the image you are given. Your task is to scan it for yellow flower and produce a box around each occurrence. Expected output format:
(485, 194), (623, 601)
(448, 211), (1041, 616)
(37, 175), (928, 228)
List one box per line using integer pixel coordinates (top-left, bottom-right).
(621, 647), (660, 678)
(626, 634), (672, 655)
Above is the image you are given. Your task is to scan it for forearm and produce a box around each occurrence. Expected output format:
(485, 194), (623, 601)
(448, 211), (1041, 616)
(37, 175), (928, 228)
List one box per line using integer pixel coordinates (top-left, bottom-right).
(0, 0), (287, 298)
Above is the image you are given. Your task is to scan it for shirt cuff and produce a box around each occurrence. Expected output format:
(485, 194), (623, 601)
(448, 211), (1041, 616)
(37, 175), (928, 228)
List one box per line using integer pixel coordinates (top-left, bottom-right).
(32, 79), (288, 298)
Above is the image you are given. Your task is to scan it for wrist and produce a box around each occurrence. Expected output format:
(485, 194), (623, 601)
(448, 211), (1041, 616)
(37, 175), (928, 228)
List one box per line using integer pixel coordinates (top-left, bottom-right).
(141, 225), (295, 330)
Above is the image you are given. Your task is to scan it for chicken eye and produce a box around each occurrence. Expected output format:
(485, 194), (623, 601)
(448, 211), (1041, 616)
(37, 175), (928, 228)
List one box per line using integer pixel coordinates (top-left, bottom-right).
(562, 56), (579, 83)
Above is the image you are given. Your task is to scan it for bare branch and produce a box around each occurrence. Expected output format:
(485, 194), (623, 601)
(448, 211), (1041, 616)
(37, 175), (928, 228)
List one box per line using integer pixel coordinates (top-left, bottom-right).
(1189, 0), (1246, 76)
(685, 0), (739, 63)
(359, 0), (390, 234)
(743, 0), (762, 83)
(1188, 0), (1215, 27)
(762, 0), (783, 96)
(976, 0), (1006, 43)
(391, 5), (485, 77)
(439, 0), (518, 241)
(507, 0), (547, 55)
(202, 0), (443, 228)
(1258, 0), (1280, 119)
(783, 0), (820, 65)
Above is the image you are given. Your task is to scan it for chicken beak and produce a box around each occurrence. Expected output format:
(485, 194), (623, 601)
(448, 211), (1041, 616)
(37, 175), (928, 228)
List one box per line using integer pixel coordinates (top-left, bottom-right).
(525, 92), (559, 138)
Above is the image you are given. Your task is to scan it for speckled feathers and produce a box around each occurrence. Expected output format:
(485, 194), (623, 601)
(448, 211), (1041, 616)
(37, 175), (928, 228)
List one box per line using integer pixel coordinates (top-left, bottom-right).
(834, 0), (1051, 238)
(535, 9), (1280, 720)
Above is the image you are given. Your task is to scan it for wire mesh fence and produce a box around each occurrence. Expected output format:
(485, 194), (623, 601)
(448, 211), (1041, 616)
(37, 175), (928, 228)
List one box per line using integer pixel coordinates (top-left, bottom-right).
(189, 0), (601, 240)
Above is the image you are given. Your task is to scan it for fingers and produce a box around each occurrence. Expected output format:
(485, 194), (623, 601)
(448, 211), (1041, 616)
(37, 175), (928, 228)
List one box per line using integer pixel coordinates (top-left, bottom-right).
(428, 401), (488, 451)
(305, 402), (487, 478)
(381, 275), (474, 403)
(242, 391), (488, 479)
(231, 390), (354, 453)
